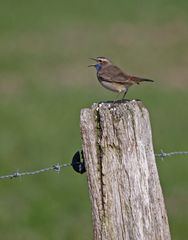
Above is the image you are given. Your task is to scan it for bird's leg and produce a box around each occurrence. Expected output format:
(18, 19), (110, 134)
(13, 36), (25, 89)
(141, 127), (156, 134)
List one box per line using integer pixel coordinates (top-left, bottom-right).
(122, 88), (128, 100)
(113, 92), (121, 104)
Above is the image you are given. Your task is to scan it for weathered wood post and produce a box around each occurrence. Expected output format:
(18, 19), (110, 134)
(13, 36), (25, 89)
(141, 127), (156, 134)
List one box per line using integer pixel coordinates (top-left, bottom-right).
(80, 100), (171, 240)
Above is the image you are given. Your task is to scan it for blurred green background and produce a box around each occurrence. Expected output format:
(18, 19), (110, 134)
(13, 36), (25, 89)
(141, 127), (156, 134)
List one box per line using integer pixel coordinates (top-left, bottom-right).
(0, 0), (188, 239)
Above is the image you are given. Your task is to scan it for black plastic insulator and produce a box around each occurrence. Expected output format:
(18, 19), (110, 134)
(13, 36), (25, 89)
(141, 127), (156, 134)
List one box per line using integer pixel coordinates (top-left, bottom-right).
(71, 150), (86, 174)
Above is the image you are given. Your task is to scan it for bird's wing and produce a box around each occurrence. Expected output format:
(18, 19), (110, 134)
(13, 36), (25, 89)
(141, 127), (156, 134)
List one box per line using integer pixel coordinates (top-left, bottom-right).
(98, 65), (130, 84)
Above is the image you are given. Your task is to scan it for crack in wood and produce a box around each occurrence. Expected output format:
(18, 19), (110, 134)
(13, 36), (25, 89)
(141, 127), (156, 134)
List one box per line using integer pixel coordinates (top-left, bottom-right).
(94, 106), (106, 220)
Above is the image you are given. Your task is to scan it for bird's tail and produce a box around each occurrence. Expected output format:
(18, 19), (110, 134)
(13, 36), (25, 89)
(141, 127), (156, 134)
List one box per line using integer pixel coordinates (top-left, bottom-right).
(131, 76), (154, 84)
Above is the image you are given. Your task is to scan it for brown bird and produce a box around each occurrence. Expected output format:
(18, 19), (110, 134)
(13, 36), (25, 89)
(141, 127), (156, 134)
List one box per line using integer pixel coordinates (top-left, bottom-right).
(88, 56), (154, 99)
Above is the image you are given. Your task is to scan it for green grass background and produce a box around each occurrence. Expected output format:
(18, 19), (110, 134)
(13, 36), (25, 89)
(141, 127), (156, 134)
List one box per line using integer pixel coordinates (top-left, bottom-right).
(0, 1), (188, 239)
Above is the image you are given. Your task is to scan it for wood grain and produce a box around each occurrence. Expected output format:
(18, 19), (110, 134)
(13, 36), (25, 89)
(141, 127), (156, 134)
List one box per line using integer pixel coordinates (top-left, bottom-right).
(80, 100), (171, 240)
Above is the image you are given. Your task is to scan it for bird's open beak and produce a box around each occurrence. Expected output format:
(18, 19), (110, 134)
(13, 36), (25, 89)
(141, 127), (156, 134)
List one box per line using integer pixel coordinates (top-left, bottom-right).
(88, 58), (97, 67)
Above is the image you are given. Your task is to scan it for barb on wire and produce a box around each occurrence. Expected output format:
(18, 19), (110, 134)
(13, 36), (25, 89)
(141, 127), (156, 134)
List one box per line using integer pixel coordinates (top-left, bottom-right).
(0, 163), (71, 180)
(155, 150), (188, 160)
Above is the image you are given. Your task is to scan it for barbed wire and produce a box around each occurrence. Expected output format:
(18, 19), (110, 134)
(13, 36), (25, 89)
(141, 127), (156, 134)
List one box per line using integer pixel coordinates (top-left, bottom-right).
(0, 150), (187, 181)
(0, 163), (71, 180)
(155, 150), (188, 159)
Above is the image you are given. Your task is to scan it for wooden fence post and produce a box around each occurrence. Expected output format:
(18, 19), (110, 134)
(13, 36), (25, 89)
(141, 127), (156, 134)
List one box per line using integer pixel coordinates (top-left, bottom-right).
(80, 100), (171, 240)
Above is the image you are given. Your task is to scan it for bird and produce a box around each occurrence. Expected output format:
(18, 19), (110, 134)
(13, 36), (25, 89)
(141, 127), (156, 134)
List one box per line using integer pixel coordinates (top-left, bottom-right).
(88, 56), (154, 100)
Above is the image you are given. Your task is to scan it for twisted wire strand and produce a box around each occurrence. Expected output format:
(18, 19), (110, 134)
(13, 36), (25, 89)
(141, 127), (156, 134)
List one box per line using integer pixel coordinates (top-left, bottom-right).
(155, 150), (188, 159)
(0, 163), (71, 180)
(0, 151), (187, 180)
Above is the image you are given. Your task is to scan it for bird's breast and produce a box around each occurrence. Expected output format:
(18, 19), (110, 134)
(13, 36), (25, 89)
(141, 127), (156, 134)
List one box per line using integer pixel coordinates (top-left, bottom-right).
(99, 80), (127, 93)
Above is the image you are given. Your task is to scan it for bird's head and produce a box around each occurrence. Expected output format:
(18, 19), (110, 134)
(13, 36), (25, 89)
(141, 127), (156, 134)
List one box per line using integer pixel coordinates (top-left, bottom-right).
(88, 56), (112, 72)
